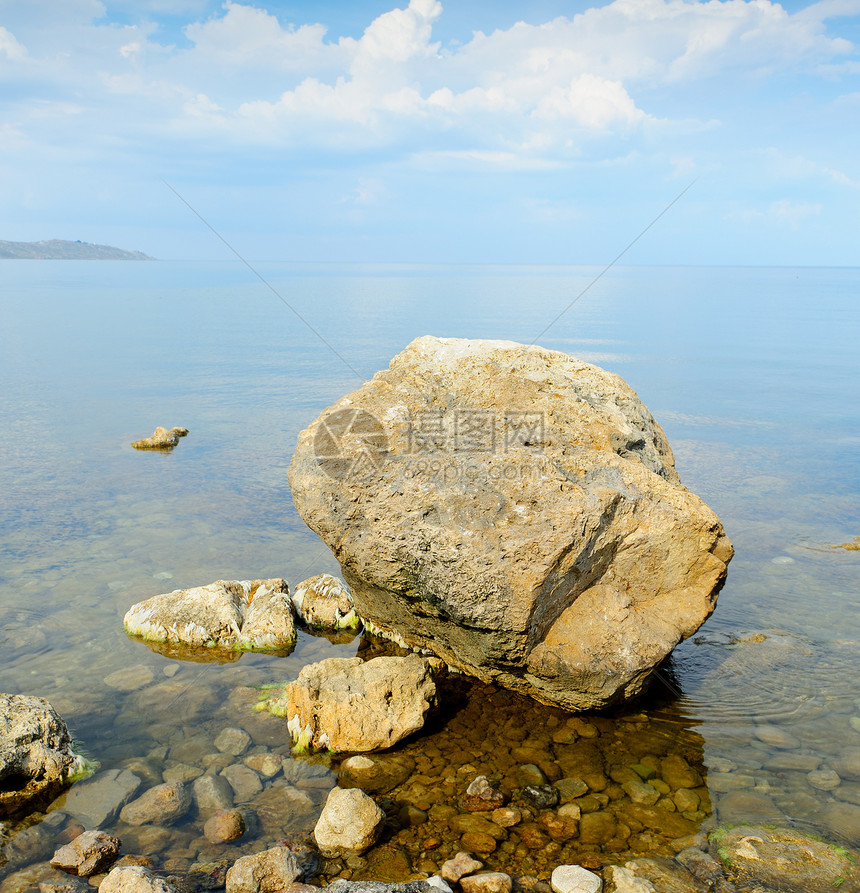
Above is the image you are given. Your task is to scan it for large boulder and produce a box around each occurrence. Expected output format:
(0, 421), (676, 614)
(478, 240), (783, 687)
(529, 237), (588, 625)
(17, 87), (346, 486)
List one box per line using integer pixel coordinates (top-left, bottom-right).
(260, 654), (437, 752)
(123, 579), (295, 652)
(287, 336), (733, 711)
(0, 694), (91, 819)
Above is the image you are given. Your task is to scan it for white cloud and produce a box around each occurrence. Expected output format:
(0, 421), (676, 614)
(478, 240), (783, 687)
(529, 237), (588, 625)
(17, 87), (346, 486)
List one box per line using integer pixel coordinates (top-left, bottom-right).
(0, 26), (26, 60)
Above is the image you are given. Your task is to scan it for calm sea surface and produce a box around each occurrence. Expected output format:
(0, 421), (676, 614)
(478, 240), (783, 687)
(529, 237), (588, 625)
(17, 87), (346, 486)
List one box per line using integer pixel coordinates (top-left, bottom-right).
(1, 261), (859, 877)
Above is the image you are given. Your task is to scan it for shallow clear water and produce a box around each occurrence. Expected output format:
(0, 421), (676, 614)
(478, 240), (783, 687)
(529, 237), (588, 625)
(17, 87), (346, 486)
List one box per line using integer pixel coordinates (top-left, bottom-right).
(1, 261), (859, 883)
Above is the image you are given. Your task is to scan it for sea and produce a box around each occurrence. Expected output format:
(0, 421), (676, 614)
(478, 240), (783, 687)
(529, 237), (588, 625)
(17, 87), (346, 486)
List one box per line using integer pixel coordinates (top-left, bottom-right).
(1, 261), (859, 879)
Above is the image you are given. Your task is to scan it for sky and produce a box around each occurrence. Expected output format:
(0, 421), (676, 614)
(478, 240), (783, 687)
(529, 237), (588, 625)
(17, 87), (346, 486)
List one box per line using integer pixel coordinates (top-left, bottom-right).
(0, 0), (858, 264)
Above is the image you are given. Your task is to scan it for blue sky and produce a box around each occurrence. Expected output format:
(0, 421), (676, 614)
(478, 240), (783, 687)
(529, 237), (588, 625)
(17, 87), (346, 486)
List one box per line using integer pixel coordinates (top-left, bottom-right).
(1, 0), (857, 264)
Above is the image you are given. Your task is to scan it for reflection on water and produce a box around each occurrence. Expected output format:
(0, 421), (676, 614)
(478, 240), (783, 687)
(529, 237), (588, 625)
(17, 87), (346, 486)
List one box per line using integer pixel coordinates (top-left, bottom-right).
(1, 262), (859, 886)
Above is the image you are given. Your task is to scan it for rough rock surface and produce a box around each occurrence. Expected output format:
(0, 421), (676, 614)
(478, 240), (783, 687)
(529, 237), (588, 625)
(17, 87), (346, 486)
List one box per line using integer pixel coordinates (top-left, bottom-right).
(50, 830), (121, 877)
(287, 336), (733, 710)
(0, 694), (87, 818)
(123, 579), (295, 651)
(710, 824), (857, 892)
(550, 865), (602, 893)
(325, 883), (434, 893)
(99, 866), (181, 893)
(263, 654), (437, 752)
(131, 426), (189, 450)
(225, 845), (299, 893)
(292, 574), (358, 630)
(313, 787), (385, 857)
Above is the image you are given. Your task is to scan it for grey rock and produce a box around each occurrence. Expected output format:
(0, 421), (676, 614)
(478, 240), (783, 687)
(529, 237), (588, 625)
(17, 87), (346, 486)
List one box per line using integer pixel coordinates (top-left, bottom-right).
(287, 336), (732, 711)
(221, 764), (263, 802)
(214, 728), (252, 756)
(103, 665), (155, 692)
(62, 768), (142, 828)
(325, 883), (434, 893)
(193, 774), (235, 813)
(521, 785), (559, 810)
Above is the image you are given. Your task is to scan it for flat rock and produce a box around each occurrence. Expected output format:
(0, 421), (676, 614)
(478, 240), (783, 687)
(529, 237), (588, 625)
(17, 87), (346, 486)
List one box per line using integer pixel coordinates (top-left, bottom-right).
(313, 787), (385, 857)
(61, 769), (142, 829)
(119, 782), (191, 826)
(123, 579), (294, 652)
(287, 336), (732, 711)
(103, 665), (155, 692)
(325, 883), (434, 893)
(550, 865), (602, 893)
(711, 824), (857, 892)
(263, 654), (437, 753)
(460, 873), (512, 893)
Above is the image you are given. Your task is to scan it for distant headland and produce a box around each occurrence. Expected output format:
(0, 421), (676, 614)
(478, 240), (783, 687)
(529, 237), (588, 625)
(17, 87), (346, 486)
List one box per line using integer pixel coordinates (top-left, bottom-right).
(0, 239), (154, 260)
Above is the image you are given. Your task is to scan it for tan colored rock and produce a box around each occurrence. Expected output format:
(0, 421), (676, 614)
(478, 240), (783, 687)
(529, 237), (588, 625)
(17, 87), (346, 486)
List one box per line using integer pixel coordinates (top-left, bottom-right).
(225, 846), (300, 893)
(119, 782), (191, 826)
(292, 574), (358, 630)
(123, 579), (294, 652)
(287, 336), (732, 711)
(711, 825), (857, 892)
(131, 427), (188, 450)
(49, 830), (120, 878)
(313, 787), (385, 857)
(263, 654), (437, 753)
(99, 866), (181, 893)
(0, 694), (89, 819)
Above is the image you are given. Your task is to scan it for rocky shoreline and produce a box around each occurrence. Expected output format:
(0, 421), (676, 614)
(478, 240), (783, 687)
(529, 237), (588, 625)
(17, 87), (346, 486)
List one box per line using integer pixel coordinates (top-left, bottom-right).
(2, 631), (859, 892)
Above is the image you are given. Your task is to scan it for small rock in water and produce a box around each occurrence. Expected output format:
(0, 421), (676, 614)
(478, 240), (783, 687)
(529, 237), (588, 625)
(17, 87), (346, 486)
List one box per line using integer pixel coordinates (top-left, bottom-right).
(193, 774), (234, 813)
(63, 768), (142, 828)
(292, 574), (359, 630)
(807, 768), (841, 791)
(440, 852), (484, 883)
(215, 728), (252, 756)
(550, 864), (603, 893)
(463, 776), (507, 812)
(754, 724), (801, 750)
(491, 807), (522, 828)
(622, 780), (660, 806)
(103, 665), (155, 692)
(603, 866), (653, 892)
(131, 427), (189, 450)
(203, 808), (247, 844)
(99, 865), (182, 892)
(521, 785), (560, 810)
(225, 846), (300, 893)
(221, 764), (263, 802)
(50, 830), (121, 878)
(119, 782), (191, 826)
(313, 787), (385, 857)
(460, 873), (513, 893)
